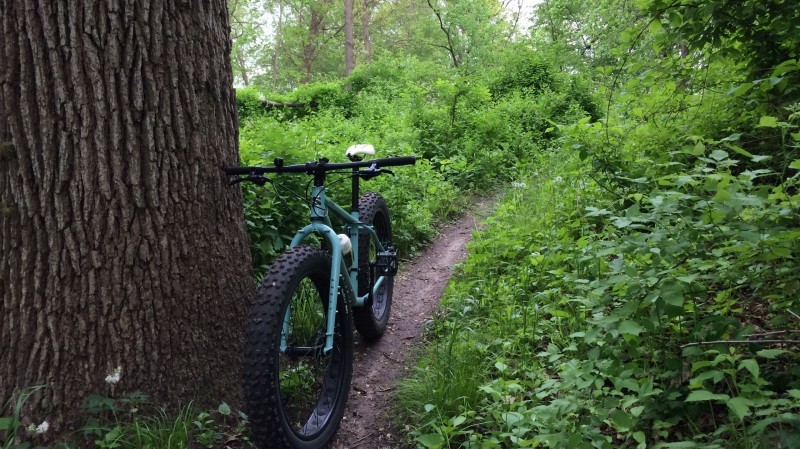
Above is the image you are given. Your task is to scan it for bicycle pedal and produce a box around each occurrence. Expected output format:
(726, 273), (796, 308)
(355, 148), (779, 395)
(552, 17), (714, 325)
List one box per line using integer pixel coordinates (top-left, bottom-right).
(376, 247), (398, 276)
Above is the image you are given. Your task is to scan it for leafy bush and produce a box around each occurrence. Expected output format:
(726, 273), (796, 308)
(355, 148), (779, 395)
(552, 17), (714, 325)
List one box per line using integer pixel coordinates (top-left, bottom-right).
(397, 42), (800, 447)
(234, 53), (586, 271)
(235, 87), (266, 121)
(399, 130), (800, 447)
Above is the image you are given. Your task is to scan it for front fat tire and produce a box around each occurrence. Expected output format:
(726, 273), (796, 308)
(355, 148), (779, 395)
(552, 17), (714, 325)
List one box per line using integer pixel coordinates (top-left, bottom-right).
(354, 192), (394, 341)
(243, 245), (353, 449)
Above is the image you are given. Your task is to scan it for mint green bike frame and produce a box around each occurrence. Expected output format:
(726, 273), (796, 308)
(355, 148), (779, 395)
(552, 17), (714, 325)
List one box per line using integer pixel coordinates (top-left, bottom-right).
(283, 185), (387, 354)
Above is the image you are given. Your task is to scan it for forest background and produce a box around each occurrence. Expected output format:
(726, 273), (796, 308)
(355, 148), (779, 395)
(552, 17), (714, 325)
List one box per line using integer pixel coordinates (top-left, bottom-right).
(228, 0), (800, 445)
(2, 0), (799, 447)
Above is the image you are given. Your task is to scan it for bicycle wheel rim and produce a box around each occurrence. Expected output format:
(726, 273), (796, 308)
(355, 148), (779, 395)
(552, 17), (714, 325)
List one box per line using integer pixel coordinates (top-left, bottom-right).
(369, 209), (392, 321)
(278, 273), (347, 440)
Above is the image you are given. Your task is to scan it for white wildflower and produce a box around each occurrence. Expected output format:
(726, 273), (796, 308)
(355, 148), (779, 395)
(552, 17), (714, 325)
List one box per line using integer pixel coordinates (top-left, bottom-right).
(105, 366), (122, 384)
(511, 181), (527, 188)
(28, 420), (49, 435)
(553, 176), (563, 183)
(36, 421), (49, 434)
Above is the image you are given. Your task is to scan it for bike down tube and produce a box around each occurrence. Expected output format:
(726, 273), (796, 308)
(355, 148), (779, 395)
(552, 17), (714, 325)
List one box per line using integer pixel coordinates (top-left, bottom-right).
(319, 194), (390, 304)
(282, 186), (389, 353)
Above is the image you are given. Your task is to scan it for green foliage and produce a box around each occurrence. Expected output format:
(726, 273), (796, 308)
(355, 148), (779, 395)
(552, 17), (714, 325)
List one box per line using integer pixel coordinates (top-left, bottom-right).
(489, 48), (555, 97)
(235, 87), (266, 121)
(399, 129), (800, 446)
(80, 393), (250, 449)
(0, 387), (49, 449)
(644, 0), (800, 78)
(397, 2), (800, 446)
(234, 52), (586, 271)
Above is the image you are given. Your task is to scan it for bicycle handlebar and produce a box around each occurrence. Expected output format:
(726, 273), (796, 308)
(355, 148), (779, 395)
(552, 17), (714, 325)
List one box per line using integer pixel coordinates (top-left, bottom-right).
(224, 156), (416, 177)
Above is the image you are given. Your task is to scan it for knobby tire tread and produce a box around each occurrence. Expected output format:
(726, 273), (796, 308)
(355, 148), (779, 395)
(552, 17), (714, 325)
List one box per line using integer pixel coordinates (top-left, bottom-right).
(243, 245), (353, 449)
(353, 192), (394, 341)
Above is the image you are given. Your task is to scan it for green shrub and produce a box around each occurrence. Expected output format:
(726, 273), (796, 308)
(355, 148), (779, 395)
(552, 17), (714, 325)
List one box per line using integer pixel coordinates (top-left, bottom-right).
(236, 87), (265, 121)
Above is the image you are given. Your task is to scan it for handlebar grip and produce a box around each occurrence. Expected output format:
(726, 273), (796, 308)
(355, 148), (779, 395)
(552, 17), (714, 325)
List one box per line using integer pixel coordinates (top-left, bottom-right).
(374, 156), (416, 167)
(224, 166), (264, 176)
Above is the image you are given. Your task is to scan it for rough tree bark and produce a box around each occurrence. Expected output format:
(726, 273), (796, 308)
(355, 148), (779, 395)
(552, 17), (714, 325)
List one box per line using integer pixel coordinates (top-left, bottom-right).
(0, 0), (252, 440)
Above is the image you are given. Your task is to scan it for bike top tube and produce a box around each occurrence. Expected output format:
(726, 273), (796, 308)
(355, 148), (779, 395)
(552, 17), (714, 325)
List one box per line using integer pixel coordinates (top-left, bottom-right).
(223, 156), (416, 177)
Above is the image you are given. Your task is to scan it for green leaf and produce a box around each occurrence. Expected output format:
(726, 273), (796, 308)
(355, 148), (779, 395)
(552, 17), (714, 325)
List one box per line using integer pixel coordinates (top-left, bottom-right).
(613, 217), (634, 228)
(648, 19), (663, 34)
(790, 159), (800, 170)
(727, 83), (753, 97)
(726, 397), (752, 421)
(503, 412), (524, 426)
(0, 417), (14, 431)
(756, 349), (789, 358)
(450, 415), (467, 427)
(424, 403), (436, 413)
(727, 145), (752, 158)
(721, 133), (742, 142)
(758, 116), (779, 128)
(752, 155), (772, 163)
(685, 390), (729, 402)
(619, 320), (645, 336)
(610, 409), (634, 431)
(709, 149), (728, 161)
(417, 433), (444, 449)
(676, 274), (697, 284)
(218, 402), (231, 416)
(771, 59), (798, 77)
(738, 359), (760, 379)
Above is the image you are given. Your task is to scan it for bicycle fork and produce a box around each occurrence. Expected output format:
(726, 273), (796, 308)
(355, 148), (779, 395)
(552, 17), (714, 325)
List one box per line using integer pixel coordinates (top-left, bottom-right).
(283, 186), (387, 354)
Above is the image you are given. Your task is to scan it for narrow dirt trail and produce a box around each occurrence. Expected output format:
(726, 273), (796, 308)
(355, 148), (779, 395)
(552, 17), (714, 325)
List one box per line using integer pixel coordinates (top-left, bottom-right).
(330, 200), (491, 449)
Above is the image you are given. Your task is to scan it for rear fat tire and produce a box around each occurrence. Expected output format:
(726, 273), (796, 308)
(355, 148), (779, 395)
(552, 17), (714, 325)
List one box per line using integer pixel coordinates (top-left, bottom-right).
(243, 245), (353, 449)
(354, 192), (394, 340)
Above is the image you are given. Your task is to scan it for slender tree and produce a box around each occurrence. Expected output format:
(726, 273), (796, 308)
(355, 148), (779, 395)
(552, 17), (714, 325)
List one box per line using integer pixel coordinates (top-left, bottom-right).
(361, 0), (374, 63)
(0, 0), (252, 439)
(345, 0), (355, 74)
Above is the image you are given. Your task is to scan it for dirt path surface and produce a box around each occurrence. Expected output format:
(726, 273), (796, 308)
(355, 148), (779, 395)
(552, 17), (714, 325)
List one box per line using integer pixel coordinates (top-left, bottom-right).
(330, 200), (491, 449)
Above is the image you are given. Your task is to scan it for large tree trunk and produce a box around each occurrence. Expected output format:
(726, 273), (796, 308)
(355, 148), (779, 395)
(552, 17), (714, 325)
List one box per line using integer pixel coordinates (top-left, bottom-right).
(0, 0), (252, 440)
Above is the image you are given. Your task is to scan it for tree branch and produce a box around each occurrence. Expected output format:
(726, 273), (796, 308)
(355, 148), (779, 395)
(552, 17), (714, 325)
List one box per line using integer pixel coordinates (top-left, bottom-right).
(681, 340), (800, 349)
(425, 0), (459, 67)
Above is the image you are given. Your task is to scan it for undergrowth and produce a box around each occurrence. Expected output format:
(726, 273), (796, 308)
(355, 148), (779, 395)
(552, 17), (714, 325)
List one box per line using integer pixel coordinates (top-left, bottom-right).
(234, 51), (592, 276)
(0, 387), (251, 449)
(396, 73), (800, 447)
